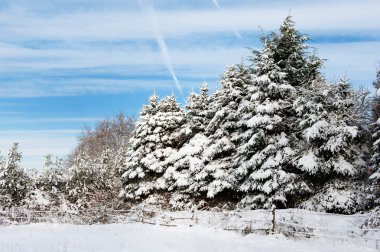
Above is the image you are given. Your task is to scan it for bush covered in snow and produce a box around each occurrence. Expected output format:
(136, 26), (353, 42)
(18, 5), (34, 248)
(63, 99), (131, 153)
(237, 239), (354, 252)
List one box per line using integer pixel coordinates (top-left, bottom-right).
(299, 180), (370, 214)
(0, 143), (33, 209)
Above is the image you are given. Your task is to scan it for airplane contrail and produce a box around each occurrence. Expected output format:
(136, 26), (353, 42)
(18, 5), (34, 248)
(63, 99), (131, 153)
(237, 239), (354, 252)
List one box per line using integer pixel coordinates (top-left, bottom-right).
(139, 0), (184, 98)
(212, 0), (221, 8)
(211, 0), (242, 39)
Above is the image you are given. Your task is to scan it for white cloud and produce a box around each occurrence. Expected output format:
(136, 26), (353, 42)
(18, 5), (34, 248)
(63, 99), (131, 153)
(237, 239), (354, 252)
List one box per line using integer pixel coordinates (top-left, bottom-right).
(0, 117), (100, 124)
(316, 42), (380, 85)
(0, 77), (219, 97)
(0, 1), (379, 41)
(0, 130), (80, 169)
(0, 1), (377, 98)
(0, 40), (378, 97)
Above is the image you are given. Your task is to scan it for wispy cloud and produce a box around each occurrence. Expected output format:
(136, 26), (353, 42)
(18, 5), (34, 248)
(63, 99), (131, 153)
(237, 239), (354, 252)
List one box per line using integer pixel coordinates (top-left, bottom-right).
(0, 2), (379, 41)
(316, 41), (380, 85)
(0, 117), (100, 124)
(0, 130), (80, 169)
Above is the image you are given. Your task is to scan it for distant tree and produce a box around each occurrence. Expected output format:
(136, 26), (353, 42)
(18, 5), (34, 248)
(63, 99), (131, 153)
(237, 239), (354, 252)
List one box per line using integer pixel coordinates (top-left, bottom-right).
(65, 147), (124, 209)
(65, 151), (97, 208)
(0, 143), (33, 208)
(22, 154), (68, 211)
(37, 154), (67, 195)
(68, 112), (135, 165)
(354, 86), (372, 130)
(64, 112), (135, 209)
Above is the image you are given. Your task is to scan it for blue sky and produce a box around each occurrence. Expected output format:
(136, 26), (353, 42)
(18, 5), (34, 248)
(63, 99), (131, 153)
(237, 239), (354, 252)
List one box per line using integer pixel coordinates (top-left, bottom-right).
(0, 0), (379, 169)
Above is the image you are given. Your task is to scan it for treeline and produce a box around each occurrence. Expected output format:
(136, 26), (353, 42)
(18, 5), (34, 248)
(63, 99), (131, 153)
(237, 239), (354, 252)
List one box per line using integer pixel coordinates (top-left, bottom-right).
(0, 114), (135, 211)
(0, 16), (379, 215)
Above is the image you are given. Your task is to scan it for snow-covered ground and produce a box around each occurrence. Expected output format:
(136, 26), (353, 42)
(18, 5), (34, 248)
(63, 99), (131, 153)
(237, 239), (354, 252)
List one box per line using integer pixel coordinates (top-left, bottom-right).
(0, 209), (378, 252)
(0, 222), (377, 252)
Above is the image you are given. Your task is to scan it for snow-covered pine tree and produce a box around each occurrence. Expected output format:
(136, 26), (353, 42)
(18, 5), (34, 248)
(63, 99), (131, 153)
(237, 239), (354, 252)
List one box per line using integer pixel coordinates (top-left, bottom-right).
(233, 38), (309, 209)
(94, 148), (113, 191)
(269, 15), (323, 86)
(65, 151), (96, 208)
(161, 84), (211, 209)
(22, 154), (68, 211)
(92, 148), (124, 208)
(26, 155), (68, 211)
(166, 17), (324, 208)
(296, 79), (368, 213)
(121, 93), (160, 200)
(371, 69), (380, 122)
(114, 142), (128, 177)
(122, 94), (185, 200)
(162, 133), (210, 209)
(186, 83), (210, 135)
(190, 65), (251, 200)
(64, 147), (124, 211)
(370, 68), (380, 205)
(0, 143), (33, 208)
(37, 154), (67, 195)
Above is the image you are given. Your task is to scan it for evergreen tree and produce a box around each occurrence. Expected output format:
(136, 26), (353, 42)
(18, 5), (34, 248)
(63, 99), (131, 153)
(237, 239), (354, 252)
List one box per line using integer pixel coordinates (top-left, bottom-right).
(372, 69), (380, 121)
(65, 147), (124, 209)
(192, 65), (251, 199)
(37, 154), (67, 195)
(122, 94), (185, 200)
(162, 84), (211, 208)
(0, 143), (33, 208)
(163, 133), (210, 209)
(117, 16), (370, 213)
(370, 68), (380, 205)
(265, 15), (323, 87)
(66, 151), (95, 208)
(295, 79), (367, 212)
(295, 81), (358, 175)
(26, 155), (68, 211)
(184, 83), (210, 136)
(234, 39), (309, 209)
(295, 80), (364, 176)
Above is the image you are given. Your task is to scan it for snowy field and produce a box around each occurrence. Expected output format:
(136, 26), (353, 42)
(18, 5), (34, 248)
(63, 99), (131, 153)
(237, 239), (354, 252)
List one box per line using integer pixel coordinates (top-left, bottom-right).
(0, 222), (377, 252)
(0, 209), (378, 252)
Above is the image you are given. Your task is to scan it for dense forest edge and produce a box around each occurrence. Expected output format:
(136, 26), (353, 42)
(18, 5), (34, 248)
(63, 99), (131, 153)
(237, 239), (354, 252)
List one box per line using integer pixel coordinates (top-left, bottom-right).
(1, 16), (379, 224)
